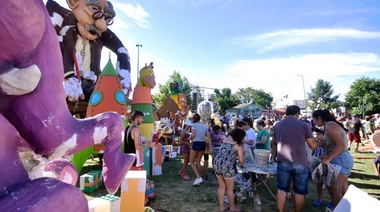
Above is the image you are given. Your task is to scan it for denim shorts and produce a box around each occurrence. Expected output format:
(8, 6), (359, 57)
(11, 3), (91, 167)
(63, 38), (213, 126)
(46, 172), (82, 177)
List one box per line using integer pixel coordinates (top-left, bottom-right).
(277, 161), (309, 195)
(192, 141), (206, 151)
(329, 151), (354, 176)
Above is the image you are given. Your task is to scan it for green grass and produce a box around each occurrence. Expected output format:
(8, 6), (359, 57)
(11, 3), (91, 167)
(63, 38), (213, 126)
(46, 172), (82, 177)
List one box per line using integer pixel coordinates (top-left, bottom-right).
(80, 151), (380, 212)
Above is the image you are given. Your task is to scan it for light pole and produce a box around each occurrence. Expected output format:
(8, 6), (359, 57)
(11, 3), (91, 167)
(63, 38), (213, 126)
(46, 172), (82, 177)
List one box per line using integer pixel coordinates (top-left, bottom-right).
(296, 74), (307, 110)
(361, 97), (365, 118)
(136, 44), (142, 79)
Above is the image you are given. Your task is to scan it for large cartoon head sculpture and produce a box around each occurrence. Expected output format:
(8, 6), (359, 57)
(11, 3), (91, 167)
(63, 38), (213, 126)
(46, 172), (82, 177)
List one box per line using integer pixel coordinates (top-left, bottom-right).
(69, 0), (112, 40)
(0, 1), (133, 211)
(136, 62), (156, 88)
(46, 0), (132, 103)
(197, 100), (213, 123)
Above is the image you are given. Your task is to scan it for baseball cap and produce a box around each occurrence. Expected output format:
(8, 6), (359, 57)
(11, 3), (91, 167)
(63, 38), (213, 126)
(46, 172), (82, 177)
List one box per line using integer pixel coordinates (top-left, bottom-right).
(352, 114), (358, 117)
(184, 119), (192, 126)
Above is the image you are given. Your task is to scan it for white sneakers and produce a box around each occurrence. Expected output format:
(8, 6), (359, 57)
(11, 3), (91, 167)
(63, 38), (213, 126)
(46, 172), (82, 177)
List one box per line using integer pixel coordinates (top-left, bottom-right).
(193, 177), (203, 186)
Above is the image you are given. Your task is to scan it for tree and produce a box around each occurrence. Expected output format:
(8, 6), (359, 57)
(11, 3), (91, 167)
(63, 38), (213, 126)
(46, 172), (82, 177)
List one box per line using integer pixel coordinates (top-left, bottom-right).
(152, 71), (192, 108)
(214, 88), (240, 114)
(252, 89), (273, 109)
(307, 79), (339, 111)
(236, 87), (255, 103)
(235, 87), (273, 109)
(345, 77), (380, 116)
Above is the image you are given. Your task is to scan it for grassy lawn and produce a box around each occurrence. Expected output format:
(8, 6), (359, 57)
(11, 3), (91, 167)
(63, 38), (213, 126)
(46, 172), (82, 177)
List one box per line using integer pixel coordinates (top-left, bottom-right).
(80, 151), (380, 212)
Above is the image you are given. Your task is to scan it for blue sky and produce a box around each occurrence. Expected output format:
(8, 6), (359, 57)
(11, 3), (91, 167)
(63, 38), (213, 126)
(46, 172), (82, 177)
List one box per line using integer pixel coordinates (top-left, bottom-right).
(52, 0), (380, 107)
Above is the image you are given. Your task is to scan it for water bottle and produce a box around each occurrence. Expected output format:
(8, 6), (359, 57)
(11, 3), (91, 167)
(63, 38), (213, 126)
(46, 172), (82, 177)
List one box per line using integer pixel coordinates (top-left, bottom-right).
(254, 192), (262, 212)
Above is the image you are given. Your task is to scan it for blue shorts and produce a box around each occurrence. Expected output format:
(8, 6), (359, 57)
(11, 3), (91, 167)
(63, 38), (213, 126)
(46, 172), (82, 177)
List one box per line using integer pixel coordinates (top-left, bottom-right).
(277, 161), (309, 195)
(329, 151), (354, 176)
(192, 142), (206, 151)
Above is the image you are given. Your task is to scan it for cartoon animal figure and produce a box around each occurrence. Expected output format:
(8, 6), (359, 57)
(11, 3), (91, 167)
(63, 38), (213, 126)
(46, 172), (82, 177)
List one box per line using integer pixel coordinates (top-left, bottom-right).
(197, 100), (214, 123)
(46, 0), (131, 102)
(136, 62), (156, 89)
(0, 1), (134, 211)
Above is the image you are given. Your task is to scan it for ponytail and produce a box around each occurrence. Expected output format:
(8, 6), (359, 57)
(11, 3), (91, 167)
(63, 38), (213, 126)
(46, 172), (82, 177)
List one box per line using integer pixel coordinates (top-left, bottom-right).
(312, 109), (347, 131)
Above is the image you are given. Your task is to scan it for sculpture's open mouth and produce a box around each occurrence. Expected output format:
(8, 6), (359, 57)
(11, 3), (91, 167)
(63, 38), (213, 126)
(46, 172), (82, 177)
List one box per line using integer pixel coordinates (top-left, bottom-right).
(85, 25), (102, 37)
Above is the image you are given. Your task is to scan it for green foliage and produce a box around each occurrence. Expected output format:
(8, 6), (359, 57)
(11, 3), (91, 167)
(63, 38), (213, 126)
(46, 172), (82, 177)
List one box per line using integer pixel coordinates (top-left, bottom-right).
(236, 87), (255, 103)
(252, 89), (273, 109)
(235, 87), (273, 109)
(307, 79), (340, 110)
(214, 88), (240, 113)
(345, 77), (380, 115)
(152, 71), (192, 108)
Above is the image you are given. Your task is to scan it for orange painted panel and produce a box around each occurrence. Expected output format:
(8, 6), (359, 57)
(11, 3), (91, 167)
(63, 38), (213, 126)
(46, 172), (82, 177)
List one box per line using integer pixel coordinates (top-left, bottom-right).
(120, 170), (147, 212)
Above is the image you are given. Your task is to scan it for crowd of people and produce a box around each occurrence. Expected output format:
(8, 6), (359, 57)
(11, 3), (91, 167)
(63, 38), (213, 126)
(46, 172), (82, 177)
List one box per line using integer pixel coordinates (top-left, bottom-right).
(132, 107), (380, 211)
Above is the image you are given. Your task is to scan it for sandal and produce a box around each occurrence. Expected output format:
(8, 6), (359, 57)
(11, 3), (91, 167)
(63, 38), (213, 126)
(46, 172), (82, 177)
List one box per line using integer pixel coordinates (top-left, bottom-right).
(230, 207), (240, 212)
(219, 206), (229, 212)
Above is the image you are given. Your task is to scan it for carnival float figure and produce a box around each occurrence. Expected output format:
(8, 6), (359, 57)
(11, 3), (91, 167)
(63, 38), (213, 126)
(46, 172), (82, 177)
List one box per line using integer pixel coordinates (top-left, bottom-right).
(197, 100), (214, 123)
(0, 0), (134, 211)
(128, 62), (158, 174)
(46, 0), (132, 110)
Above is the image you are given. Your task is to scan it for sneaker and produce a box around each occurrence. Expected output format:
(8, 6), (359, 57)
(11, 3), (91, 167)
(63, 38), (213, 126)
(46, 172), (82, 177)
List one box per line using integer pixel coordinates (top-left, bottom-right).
(182, 174), (190, 180)
(193, 177), (203, 186)
(313, 199), (323, 207)
(203, 175), (209, 182)
(327, 202), (334, 210)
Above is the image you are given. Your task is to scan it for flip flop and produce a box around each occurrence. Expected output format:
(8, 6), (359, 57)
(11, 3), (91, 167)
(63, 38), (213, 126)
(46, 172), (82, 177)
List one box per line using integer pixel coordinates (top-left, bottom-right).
(230, 207), (240, 212)
(219, 206), (229, 212)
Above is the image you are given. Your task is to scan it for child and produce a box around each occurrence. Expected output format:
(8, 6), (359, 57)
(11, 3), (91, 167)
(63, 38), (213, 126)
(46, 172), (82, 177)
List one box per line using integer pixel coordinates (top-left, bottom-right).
(312, 127), (326, 207)
(202, 136), (210, 182)
(178, 120), (192, 180)
(210, 125), (225, 171)
(373, 154), (380, 178)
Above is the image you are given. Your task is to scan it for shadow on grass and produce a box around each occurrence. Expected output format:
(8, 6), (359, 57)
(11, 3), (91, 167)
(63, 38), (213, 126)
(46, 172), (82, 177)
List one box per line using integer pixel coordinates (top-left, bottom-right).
(350, 170), (380, 181)
(76, 153), (380, 211)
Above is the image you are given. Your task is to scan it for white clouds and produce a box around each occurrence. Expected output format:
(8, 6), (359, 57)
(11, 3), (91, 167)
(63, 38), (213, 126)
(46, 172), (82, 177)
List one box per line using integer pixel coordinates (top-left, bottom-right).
(185, 52), (380, 102)
(234, 29), (380, 53)
(113, 2), (150, 28)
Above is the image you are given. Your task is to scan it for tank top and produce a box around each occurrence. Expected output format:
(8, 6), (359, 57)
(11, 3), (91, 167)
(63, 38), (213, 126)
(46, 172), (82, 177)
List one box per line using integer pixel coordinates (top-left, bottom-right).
(124, 125), (143, 167)
(324, 121), (348, 153)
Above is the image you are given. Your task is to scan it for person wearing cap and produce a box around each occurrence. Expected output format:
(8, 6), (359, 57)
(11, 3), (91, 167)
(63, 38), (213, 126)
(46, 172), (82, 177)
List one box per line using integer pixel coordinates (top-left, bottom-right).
(345, 114), (365, 152)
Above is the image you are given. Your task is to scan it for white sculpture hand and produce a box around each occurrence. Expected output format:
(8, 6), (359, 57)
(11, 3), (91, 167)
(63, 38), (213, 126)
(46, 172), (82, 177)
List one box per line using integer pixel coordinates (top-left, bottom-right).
(63, 77), (85, 101)
(118, 69), (131, 95)
(83, 71), (97, 83)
